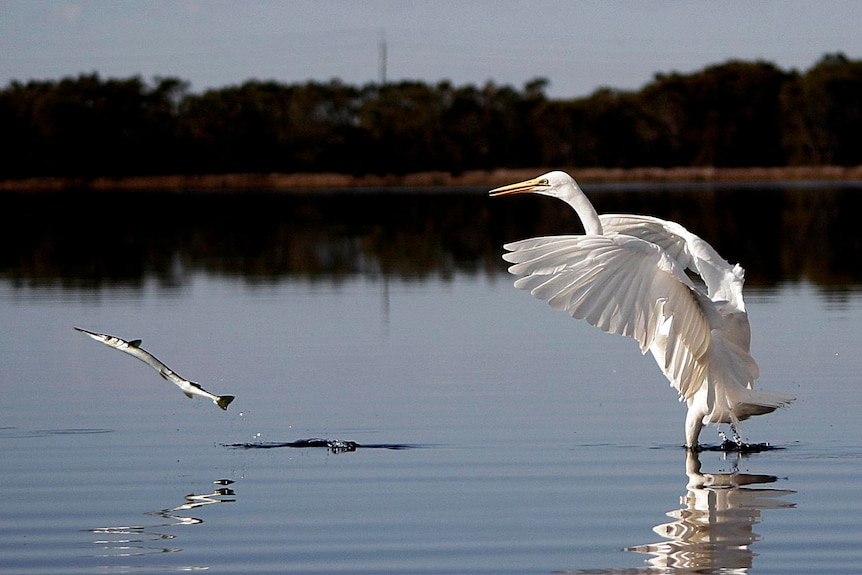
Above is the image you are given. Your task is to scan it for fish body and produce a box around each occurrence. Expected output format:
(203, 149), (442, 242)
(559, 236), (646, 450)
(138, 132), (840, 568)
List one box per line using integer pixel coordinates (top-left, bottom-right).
(75, 327), (235, 410)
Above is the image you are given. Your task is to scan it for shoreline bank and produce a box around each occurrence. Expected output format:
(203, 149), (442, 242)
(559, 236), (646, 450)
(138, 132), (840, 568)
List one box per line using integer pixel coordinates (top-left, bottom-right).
(3, 165), (862, 192)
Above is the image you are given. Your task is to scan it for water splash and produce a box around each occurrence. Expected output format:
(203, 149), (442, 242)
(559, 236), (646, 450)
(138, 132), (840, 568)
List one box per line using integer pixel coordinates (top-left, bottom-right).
(223, 437), (419, 453)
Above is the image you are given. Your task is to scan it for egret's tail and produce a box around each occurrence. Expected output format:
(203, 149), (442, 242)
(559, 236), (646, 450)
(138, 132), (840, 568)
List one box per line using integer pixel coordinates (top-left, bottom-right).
(216, 395), (235, 410)
(734, 388), (795, 420)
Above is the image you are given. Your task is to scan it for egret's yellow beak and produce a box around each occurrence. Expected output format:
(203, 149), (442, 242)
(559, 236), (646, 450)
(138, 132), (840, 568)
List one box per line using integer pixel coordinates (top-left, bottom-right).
(488, 176), (548, 197)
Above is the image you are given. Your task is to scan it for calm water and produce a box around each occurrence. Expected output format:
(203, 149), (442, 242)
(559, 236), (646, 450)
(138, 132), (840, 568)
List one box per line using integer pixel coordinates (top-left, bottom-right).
(1, 184), (861, 574)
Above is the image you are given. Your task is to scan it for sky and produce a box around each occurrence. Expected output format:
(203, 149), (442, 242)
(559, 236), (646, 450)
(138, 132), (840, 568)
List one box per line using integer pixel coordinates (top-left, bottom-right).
(2, 1), (862, 99)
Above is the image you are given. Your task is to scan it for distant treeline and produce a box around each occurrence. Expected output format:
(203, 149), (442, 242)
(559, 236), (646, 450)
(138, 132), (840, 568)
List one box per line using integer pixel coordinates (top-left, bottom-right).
(2, 53), (861, 179)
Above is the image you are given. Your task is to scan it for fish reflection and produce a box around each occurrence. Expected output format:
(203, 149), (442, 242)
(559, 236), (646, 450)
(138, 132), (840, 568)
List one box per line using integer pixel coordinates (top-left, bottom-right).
(626, 451), (795, 572)
(86, 480), (235, 558)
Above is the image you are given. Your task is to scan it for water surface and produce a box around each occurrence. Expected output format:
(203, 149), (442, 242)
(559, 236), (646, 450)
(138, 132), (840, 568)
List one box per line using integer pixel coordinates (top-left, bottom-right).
(1, 184), (861, 574)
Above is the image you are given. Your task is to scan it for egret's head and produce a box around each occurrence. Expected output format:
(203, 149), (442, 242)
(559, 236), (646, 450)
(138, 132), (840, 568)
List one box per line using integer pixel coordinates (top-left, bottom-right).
(489, 170), (602, 235)
(488, 171), (578, 199)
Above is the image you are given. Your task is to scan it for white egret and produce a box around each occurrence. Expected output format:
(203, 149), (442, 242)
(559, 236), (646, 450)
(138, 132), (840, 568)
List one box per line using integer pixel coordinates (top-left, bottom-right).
(490, 171), (793, 449)
(76, 327), (235, 410)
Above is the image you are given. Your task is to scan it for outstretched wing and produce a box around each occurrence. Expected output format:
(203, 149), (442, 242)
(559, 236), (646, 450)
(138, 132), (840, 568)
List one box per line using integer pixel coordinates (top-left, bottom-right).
(502, 234), (721, 400)
(599, 214), (744, 304)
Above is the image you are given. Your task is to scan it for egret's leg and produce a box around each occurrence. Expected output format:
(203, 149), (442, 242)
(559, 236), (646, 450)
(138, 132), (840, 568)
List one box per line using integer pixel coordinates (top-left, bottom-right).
(684, 408), (704, 451)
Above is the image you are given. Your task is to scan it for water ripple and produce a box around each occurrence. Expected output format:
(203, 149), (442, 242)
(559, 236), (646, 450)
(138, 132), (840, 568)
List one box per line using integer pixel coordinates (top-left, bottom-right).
(222, 437), (421, 453)
(0, 427), (114, 439)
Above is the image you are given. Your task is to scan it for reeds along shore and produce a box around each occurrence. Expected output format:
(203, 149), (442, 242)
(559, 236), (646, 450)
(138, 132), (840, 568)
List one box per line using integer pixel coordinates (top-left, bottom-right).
(3, 166), (862, 193)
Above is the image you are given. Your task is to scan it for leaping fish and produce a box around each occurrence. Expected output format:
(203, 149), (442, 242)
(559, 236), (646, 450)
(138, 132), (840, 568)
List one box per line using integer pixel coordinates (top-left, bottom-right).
(75, 327), (235, 410)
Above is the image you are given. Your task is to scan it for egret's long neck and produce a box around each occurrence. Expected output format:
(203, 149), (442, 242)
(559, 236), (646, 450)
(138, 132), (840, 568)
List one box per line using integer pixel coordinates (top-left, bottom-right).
(561, 183), (603, 235)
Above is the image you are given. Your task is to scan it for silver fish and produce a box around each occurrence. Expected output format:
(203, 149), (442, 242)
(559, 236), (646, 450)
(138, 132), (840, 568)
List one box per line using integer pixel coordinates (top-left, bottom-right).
(75, 327), (235, 410)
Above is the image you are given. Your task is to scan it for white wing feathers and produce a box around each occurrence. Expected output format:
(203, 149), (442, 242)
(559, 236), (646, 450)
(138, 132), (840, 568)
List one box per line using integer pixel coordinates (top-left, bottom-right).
(599, 215), (696, 270)
(502, 234), (720, 400)
(598, 214), (744, 305)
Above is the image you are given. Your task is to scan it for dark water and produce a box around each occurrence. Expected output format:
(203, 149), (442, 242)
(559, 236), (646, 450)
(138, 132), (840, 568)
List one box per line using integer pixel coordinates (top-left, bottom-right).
(1, 183), (861, 574)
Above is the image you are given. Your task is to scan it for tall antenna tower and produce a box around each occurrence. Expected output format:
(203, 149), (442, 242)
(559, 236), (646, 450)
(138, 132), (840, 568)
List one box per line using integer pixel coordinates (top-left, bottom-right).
(378, 30), (387, 85)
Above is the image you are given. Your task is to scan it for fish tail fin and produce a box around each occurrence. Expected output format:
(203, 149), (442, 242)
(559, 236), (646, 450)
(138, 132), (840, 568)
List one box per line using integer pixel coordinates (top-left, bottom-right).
(216, 395), (235, 410)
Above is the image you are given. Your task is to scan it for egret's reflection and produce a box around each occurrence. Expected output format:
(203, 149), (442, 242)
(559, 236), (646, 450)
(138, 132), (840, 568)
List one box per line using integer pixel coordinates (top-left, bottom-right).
(627, 451), (795, 572)
(87, 480), (235, 558)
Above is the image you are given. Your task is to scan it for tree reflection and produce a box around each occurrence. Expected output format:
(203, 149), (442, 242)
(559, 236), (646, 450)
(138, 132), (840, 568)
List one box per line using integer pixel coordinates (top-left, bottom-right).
(626, 451), (795, 572)
(1, 185), (860, 292)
